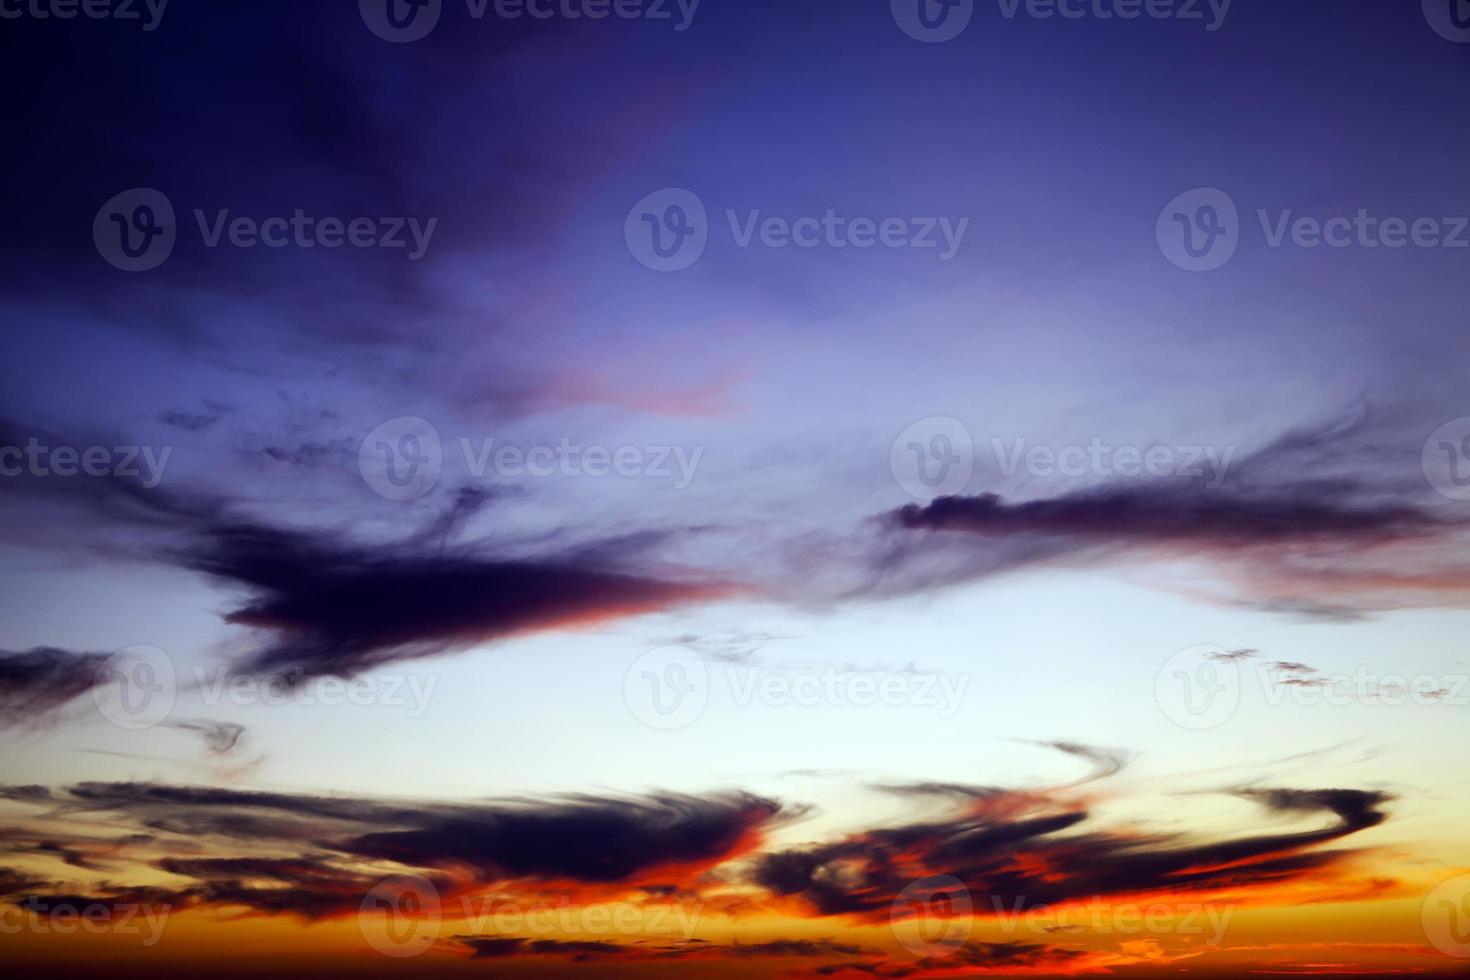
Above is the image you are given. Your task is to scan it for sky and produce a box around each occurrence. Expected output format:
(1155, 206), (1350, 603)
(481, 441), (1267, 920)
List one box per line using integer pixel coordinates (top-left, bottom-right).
(1, 0), (1469, 977)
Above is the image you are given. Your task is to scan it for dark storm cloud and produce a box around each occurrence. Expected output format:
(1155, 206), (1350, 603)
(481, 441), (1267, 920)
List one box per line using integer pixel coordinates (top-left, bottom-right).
(2, 782), (785, 918)
(754, 786), (1392, 919)
(342, 792), (782, 883)
(0, 648), (108, 728)
(891, 487), (1444, 544)
(876, 409), (1470, 619)
(191, 517), (723, 679)
(0, 775), (1394, 931)
(153, 856), (389, 920)
(0, 463), (722, 679)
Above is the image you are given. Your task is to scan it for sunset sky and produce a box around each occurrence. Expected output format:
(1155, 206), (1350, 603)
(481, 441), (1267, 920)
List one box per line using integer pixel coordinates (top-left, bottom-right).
(2, 1), (1470, 977)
